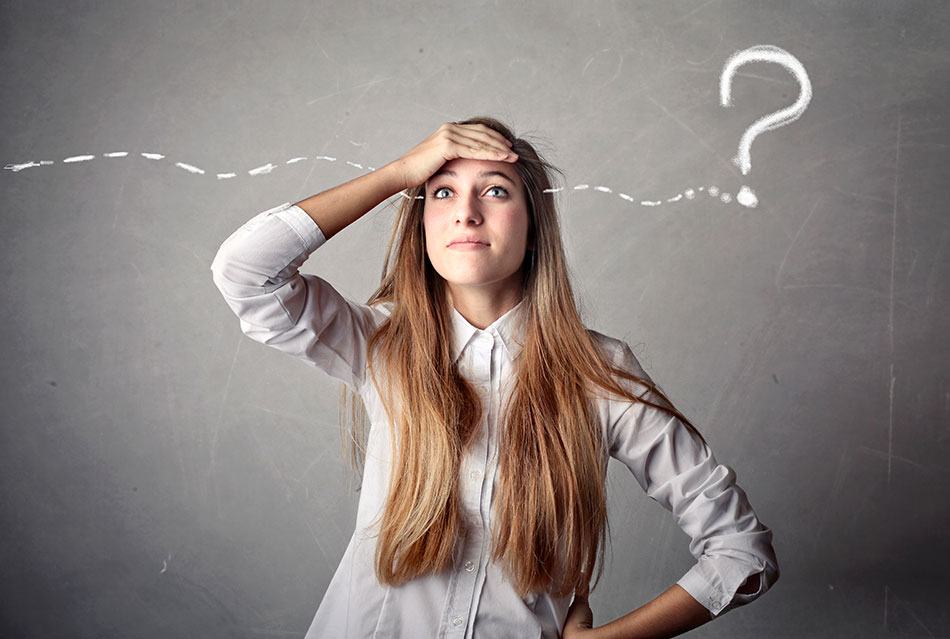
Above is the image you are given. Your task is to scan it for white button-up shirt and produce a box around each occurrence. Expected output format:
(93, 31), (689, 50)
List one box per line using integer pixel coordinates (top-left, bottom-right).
(210, 202), (779, 639)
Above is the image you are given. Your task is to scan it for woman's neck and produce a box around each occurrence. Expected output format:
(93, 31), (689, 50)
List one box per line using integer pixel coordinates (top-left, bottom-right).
(446, 278), (523, 330)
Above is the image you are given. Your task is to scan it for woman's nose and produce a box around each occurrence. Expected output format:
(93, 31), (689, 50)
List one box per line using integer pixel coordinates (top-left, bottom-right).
(454, 195), (483, 225)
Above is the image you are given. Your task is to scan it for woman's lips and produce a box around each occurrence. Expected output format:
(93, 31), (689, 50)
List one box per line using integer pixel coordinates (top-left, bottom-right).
(447, 238), (489, 249)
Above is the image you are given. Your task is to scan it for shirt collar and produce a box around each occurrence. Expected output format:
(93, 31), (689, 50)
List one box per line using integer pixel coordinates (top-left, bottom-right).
(450, 300), (526, 363)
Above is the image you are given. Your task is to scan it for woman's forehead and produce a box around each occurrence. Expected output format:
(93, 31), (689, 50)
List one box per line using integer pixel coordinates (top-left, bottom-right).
(428, 158), (522, 186)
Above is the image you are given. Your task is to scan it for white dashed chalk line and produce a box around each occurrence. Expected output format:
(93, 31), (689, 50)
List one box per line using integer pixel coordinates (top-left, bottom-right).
(4, 149), (758, 208)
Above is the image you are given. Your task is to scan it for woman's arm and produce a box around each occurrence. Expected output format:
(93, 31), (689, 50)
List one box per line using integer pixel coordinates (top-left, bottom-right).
(563, 574), (762, 639)
(210, 123), (516, 386)
(564, 339), (778, 637)
(563, 583), (712, 639)
(293, 122), (517, 239)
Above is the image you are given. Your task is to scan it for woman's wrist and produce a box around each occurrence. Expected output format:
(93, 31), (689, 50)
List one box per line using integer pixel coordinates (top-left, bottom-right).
(293, 161), (409, 240)
(375, 157), (416, 194)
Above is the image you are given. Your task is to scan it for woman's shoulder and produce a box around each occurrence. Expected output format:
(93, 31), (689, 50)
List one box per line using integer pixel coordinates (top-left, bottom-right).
(587, 329), (634, 365)
(587, 329), (624, 351)
(586, 328), (653, 387)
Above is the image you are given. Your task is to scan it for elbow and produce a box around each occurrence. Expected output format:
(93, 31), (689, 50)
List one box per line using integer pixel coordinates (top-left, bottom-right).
(209, 249), (282, 310)
(209, 245), (247, 291)
(210, 251), (291, 330)
(737, 560), (778, 596)
(209, 261), (249, 306)
(737, 555), (780, 607)
(736, 573), (761, 595)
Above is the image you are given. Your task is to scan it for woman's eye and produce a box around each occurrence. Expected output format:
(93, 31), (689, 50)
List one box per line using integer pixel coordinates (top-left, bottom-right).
(432, 187), (452, 199)
(485, 186), (509, 198)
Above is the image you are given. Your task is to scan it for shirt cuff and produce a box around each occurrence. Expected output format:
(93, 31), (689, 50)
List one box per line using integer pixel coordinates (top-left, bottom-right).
(676, 554), (762, 617)
(273, 202), (327, 251)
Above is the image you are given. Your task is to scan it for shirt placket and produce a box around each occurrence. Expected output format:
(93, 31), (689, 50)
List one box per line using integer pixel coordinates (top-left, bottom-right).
(465, 330), (506, 639)
(440, 330), (494, 638)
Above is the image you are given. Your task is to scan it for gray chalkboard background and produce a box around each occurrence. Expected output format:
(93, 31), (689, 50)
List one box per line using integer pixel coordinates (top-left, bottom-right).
(2, 1), (948, 637)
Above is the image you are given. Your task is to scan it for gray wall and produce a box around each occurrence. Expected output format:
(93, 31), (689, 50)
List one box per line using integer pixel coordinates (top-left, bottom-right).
(2, 1), (948, 637)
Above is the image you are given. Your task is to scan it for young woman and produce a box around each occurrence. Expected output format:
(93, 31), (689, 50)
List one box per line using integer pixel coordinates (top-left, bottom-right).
(210, 118), (778, 638)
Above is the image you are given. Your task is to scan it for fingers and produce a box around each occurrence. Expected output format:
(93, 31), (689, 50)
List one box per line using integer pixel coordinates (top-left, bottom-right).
(563, 593), (594, 635)
(393, 122), (519, 189)
(440, 122), (518, 162)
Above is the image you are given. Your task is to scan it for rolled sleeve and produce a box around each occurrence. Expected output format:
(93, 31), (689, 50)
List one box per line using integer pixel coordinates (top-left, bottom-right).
(606, 343), (779, 617)
(210, 202), (384, 389)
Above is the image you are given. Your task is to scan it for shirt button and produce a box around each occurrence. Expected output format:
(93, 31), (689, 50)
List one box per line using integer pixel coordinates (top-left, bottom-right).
(464, 561), (475, 572)
(452, 616), (464, 627)
(477, 384), (489, 398)
(710, 600), (722, 610)
(469, 469), (482, 481)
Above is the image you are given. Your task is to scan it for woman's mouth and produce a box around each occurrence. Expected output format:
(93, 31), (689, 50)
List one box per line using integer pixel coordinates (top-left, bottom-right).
(447, 236), (489, 249)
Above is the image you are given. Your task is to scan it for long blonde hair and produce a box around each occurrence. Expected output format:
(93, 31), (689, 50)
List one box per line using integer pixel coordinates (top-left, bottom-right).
(343, 117), (703, 597)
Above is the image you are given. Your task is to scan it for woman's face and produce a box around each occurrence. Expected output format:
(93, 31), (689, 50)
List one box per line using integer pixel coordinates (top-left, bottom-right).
(423, 158), (532, 297)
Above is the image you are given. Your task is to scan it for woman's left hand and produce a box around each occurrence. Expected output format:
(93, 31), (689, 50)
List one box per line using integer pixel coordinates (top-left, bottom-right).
(562, 585), (597, 639)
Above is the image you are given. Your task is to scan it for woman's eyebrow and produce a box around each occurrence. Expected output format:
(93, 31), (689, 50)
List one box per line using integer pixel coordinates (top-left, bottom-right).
(428, 168), (517, 184)
(429, 168), (457, 180)
(478, 170), (517, 184)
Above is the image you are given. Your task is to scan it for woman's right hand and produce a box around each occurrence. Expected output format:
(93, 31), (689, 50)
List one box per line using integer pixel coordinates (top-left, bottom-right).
(391, 122), (518, 190)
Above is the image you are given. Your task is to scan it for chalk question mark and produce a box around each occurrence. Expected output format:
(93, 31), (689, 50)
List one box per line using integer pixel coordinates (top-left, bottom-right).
(720, 45), (812, 208)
